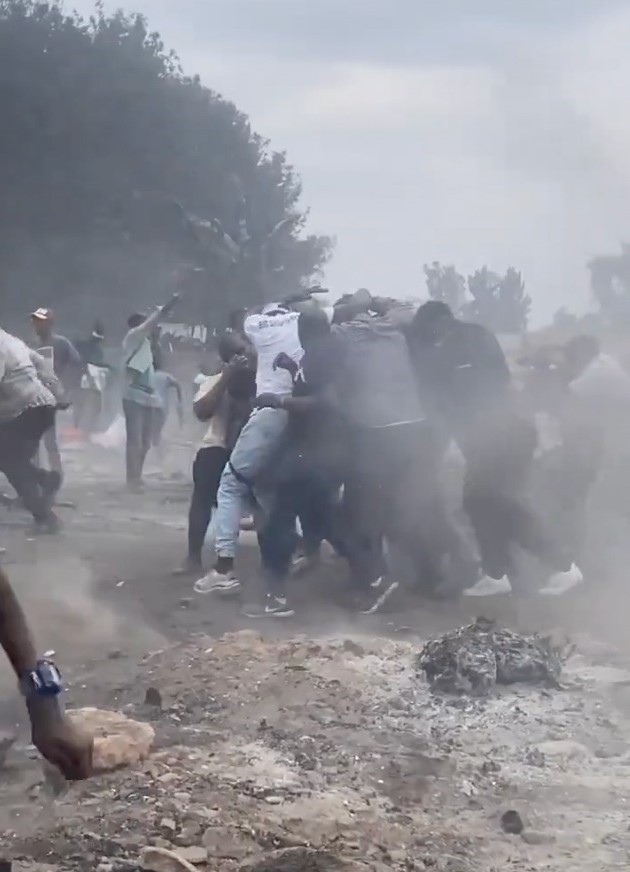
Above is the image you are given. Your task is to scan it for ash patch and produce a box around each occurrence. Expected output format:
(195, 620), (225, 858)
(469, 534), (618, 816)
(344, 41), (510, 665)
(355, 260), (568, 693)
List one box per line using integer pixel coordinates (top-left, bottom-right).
(417, 618), (565, 694)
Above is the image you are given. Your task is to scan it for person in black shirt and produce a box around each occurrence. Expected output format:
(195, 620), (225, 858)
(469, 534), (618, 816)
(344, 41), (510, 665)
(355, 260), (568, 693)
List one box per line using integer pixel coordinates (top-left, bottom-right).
(407, 301), (584, 597)
(249, 309), (348, 617)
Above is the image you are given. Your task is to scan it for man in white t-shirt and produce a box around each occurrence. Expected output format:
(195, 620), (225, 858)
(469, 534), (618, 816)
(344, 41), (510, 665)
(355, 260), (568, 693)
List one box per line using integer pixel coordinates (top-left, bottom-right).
(194, 302), (305, 595)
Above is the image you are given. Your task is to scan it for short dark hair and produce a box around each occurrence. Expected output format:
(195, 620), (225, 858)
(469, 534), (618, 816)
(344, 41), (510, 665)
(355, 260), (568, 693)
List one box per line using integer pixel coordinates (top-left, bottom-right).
(409, 300), (454, 337)
(217, 330), (245, 363)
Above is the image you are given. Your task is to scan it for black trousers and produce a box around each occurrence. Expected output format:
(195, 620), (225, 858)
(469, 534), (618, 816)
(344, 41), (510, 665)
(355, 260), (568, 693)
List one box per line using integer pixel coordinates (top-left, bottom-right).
(258, 448), (343, 593)
(0, 405), (57, 522)
(188, 446), (230, 561)
(461, 418), (570, 580)
(123, 400), (154, 484)
(343, 423), (466, 591)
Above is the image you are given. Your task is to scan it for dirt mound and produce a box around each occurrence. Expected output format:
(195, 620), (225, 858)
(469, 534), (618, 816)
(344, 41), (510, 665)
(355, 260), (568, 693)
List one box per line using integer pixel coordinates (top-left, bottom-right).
(4, 630), (630, 872)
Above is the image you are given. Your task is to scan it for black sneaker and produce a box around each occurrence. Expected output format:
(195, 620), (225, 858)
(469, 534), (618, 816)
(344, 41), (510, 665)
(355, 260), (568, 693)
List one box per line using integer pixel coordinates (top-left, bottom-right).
(243, 594), (295, 619)
(361, 577), (399, 614)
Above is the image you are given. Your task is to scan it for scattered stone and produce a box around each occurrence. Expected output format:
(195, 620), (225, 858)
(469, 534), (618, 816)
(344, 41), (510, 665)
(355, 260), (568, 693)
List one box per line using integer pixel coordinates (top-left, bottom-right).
(500, 810), (524, 835)
(176, 847), (208, 865)
(264, 795), (284, 805)
(524, 747), (546, 768)
(67, 708), (154, 772)
(521, 831), (556, 846)
(179, 598), (193, 609)
(160, 818), (177, 836)
(417, 618), (564, 694)
(141, 847), (198, 872)
(145, 687), (163, 708)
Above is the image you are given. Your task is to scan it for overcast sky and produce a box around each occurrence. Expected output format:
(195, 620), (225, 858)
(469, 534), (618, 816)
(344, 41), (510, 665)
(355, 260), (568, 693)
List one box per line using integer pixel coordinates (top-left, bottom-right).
(72, 0), (630, 323)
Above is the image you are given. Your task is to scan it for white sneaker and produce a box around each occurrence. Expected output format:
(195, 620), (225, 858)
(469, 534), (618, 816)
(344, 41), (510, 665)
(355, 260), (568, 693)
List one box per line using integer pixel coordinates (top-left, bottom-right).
(463, 575), (512, 597)
(193, 570), (241, 596)
(539, 563), (584, 596)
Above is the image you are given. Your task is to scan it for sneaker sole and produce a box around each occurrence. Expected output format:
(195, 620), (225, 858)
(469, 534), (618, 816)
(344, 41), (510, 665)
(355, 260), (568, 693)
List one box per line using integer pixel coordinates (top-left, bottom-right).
(242, 608), (295, 619)
(538, 580), (583, 597)
(362, 581), (399, 615)
(194, 582), (241, 596)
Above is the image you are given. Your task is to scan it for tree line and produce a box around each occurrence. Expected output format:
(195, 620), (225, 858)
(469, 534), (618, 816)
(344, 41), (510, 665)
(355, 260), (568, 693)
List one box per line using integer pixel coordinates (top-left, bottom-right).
(0, 0), (332, 334)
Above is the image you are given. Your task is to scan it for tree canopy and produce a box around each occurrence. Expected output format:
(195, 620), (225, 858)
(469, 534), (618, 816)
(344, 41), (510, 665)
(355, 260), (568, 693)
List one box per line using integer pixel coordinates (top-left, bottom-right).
(0, 0), (332, 333)
(425, 262), (531, 334)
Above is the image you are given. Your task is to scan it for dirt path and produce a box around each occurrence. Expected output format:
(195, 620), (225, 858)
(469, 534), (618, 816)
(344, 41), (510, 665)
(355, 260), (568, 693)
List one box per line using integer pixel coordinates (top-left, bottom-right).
(1, 440), (630, 871)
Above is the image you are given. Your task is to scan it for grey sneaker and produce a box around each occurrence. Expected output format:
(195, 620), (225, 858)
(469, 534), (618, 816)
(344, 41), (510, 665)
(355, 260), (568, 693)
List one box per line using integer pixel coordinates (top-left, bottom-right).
(194, 569), (241, 596)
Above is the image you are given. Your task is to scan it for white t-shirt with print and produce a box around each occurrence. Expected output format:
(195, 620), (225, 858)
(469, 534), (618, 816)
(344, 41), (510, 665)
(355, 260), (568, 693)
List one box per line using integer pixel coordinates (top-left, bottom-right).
(244, 303), (303, 396)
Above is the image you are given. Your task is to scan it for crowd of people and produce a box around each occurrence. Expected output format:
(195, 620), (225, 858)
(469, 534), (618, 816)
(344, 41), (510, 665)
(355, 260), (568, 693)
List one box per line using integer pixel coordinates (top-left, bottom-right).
(1, 282), (629, 619)
(168, 288), (629, 618)
(1, 279), (630, 787)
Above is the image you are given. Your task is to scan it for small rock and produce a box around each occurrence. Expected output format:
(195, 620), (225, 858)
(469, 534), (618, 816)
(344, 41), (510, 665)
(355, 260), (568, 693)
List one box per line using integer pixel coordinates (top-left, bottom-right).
(524, 747), (546, 768)
(96, 863), (113, 872)
(145, 687), (163, 708)
(108, 649), (123, 660)
(176, 847), (207, 865)
(67, 708), (154, 772)
(179, 598), (193, 609)
(264, 795), (284, 805)
(160, 818), (177, 836)
(141, 847), (198, 872)
(521, 831), (556, 846)
(501, 810), (524, 835)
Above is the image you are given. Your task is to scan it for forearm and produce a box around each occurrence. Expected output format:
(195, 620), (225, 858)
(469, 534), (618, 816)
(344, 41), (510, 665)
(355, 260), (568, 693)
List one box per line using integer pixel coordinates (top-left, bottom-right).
(0, 568), (37, 678)
(194, 374), (229, 420)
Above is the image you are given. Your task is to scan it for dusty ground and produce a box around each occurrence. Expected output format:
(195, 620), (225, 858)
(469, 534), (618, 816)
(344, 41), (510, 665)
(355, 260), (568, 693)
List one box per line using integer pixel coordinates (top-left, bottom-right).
(1, 434), (630, 871)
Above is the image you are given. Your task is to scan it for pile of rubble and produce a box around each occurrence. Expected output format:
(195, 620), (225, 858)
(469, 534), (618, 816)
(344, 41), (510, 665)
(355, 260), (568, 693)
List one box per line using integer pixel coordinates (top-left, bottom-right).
(416, 617), (566, 694)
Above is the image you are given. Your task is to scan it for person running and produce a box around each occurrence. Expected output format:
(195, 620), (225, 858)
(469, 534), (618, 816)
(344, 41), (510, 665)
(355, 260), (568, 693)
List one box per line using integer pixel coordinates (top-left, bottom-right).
(406, 301), (583, 597)
(31, 308), (82, 482)
(0, 566), (92, 779)
(175, 333), (255, 576)
(121, 290), (181, 491)
(0, 327), (65, 533)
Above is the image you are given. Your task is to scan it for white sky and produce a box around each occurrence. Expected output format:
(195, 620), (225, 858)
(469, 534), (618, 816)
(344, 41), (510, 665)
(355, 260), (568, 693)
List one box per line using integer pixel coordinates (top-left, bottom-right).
(70, 0), (630, 323)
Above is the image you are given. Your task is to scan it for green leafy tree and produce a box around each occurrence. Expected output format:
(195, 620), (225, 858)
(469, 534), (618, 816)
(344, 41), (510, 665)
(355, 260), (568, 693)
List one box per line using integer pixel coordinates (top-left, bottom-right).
(463, 266), (530, 334)
(424, 262), (466, 312)
(0, 0), (332, 332)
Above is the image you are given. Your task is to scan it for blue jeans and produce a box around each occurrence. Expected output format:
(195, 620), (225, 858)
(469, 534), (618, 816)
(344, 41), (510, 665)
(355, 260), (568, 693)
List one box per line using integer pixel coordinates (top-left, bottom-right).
(213, 407), (288, 559)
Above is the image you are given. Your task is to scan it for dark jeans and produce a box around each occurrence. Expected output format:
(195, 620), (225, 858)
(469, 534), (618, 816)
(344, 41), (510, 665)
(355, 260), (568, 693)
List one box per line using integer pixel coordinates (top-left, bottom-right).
(461, 417), (570, 580)
(188, 446), (230, 562)
(123, 400), (154, 484)
(0, 405), (57, 522)
(258, 449), (343, 594)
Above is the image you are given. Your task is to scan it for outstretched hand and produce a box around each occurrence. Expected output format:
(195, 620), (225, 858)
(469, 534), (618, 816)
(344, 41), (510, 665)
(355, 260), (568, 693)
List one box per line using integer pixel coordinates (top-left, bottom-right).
(29, 698), (93, 781)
